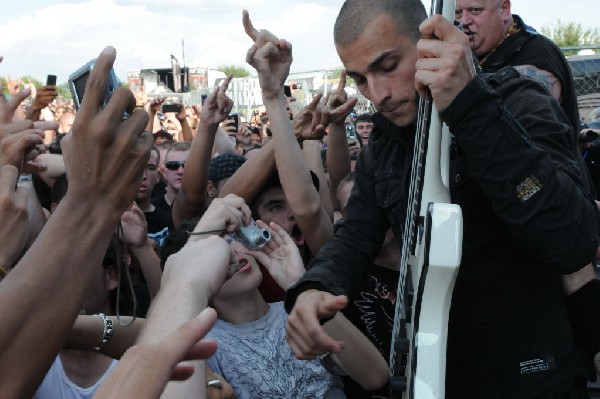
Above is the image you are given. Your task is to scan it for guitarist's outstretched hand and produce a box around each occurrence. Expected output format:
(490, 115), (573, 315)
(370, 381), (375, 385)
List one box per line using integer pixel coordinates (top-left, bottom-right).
(286, 289), (348, 359)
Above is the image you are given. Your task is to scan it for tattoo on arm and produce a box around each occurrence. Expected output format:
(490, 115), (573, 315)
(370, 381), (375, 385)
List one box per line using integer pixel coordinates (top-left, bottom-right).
(513, 64), (562, 102)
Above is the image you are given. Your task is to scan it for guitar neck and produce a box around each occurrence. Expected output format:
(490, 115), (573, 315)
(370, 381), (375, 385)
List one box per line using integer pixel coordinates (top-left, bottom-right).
(421, 104), (451, 211)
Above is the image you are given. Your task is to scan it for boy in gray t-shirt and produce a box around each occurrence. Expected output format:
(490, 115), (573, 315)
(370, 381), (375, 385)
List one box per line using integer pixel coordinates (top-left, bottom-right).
(208, 302), (344, 398)
(186, 195), (388, 397)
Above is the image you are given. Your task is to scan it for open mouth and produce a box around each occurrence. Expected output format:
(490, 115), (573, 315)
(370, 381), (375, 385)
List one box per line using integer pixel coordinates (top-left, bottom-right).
(237, 258), (251, 273)
(291, 224), (304, 247)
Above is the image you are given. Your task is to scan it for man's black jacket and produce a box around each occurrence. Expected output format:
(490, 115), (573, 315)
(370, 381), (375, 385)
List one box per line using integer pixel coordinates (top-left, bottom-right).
(286, 68), (599, 398)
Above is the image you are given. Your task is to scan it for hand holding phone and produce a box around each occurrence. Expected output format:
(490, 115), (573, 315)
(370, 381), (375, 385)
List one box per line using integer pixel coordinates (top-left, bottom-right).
(162, 103), (182, 114)
(68, 60), (121, 111)
(284, 85), (292, 97)
(228, 113), (239, 132)
(46, 75), (57, 86)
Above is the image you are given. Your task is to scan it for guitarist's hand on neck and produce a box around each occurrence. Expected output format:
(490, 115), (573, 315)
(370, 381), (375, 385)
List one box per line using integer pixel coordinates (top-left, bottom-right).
(286, 290), (347, 359)
(415, 15), (477, 112)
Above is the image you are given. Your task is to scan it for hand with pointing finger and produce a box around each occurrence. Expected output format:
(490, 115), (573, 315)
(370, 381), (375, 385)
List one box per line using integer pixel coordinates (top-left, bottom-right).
(243, 9), (293, 100)
(200, 75), (234, 128)
(286, 289), (348, 359)
(326, 70), (358, 125)
(292, 93), (329, 142)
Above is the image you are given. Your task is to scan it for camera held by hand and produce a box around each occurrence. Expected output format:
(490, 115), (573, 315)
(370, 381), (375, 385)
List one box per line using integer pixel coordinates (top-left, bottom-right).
(233, 219), (271, 250)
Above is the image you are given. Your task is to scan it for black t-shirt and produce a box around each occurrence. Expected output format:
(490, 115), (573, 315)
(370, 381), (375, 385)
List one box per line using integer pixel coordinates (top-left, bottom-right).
(342, 264), (398, 398)
(151, 195), (175, 231)
(151, 180), (166, 202)
(145, 206), (171, 246)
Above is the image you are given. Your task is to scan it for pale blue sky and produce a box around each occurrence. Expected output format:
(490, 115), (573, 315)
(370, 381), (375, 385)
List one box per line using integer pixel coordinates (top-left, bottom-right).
(0, 0), (597, 83)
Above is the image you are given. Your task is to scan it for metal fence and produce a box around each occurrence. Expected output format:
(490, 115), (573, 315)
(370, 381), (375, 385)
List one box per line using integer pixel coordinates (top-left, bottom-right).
(224, 69), (375, 122)
(563, 47), (600, 121)
(566, 53), (600, 97)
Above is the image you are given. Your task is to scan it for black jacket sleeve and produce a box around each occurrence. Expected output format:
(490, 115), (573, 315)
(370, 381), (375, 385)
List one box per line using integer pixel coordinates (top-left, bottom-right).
(442, 67), (599, 274)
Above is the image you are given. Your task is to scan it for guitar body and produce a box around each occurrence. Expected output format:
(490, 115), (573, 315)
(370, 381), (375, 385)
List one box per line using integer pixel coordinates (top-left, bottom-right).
(398, 114), (462, 398)
(408, 202), (462, 398)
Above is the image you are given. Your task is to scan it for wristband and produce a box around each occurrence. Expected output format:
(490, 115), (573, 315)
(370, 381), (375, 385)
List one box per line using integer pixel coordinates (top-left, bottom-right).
(92, 313), (114, 352)
(18, 174), (32, 183)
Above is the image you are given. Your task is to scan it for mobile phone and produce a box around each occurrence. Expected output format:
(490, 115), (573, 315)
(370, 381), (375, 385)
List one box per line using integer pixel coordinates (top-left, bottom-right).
(162, 103), (182, 114)
(68, 60), (121, 111)
(46, 75), (57, 86)
(228, 113), (239, 131)
(346, 124), (357, 141)
(284, 85), (292, 97)
(201, 94), (208, 105)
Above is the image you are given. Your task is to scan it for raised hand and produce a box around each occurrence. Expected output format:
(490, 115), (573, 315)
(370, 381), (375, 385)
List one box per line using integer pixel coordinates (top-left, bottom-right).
(221, 118), (237, 137)
(292, 93), (329, 142)
(0, 126), (45, 173)
(243, 10), (292, 100)
(200, 75), (234, 128)
(292, 88), (357, 142)
(0, 88), (48, 173)
(59, 46), (153, 219)
(175, 103), (187, 122)
(23, 79), (37, 99)
(5, 76), (20, 96)
(121, 202), (148, 247)
(188, 194), (252, 241)
(147, 97), (165, 114)
(0, 87), (31, 123)
(347, 138), (361, 158)
(286, 289), (348, 359)
(327, 70), (358, 125)
(247, 221), (306, 290)
(28, 85), (58, 114)
(0, 165), (29, 273)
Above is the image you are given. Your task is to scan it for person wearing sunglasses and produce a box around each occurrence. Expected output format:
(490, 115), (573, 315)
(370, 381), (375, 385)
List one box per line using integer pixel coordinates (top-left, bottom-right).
(154, 142), (191, 225)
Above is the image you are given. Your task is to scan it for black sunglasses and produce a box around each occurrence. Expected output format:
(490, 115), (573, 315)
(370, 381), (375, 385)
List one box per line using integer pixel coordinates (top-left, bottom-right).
(165, 161), (186, 171)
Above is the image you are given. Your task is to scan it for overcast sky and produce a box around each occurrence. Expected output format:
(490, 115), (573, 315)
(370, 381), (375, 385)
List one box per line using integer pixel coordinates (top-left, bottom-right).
(0, 0), (597, 84)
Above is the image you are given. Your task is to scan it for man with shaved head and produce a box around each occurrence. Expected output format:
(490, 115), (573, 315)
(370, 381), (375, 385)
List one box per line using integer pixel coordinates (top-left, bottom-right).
(285, 0), (598, 397)
(455, 0), (580, 132)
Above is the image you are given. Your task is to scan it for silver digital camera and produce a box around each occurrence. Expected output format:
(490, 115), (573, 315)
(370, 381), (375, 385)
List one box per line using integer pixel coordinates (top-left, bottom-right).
(233, 219), (271, 250)
(68, 60), (121, 111)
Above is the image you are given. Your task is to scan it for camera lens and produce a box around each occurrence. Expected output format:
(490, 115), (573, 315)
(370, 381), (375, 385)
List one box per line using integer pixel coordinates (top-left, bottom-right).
(252, 229), (271, 247)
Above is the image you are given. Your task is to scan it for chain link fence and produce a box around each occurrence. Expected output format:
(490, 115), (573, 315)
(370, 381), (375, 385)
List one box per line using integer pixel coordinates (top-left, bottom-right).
(564, 46), (600, 121)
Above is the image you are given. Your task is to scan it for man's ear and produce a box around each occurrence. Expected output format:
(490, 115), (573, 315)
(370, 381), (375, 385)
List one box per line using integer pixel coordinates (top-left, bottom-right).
(501, 0), (512, 21)
(159, 164), (167, 180)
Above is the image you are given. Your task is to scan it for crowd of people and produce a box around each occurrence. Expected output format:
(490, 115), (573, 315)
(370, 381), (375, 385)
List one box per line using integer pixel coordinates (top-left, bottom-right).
(1, 0), (600, 398)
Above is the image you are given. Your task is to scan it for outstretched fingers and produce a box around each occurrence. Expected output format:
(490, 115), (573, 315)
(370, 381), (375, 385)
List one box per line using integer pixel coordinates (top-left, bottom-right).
(242, 9), (259, 42)
(337, 70), (347, 91)
(76, 46), (117, 124)
(0, 88), (31, 123)
(217, 75), (234, 114)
